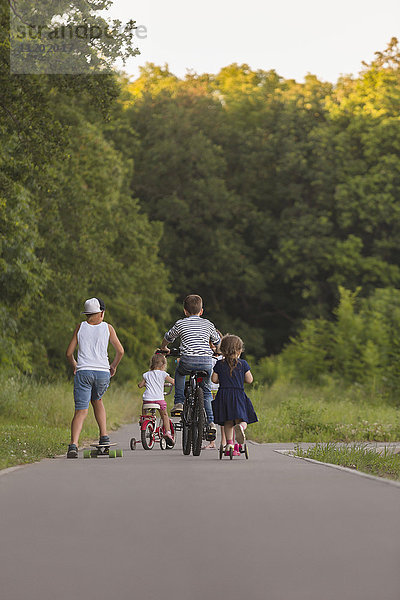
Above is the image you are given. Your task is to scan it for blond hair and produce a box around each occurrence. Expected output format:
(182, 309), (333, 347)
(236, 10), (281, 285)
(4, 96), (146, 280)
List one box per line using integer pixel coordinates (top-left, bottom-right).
(219, 334), (244, 375)
(149, 353), (167, 370)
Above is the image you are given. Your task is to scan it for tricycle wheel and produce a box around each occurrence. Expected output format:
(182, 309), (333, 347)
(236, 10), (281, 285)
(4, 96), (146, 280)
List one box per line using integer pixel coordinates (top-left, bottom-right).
(141, 422), (155, 450)
(130, 438), (137, 450)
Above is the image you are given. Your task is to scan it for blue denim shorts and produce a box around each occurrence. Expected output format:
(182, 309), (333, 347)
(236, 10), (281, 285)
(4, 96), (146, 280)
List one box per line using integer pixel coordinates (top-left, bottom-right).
(74, 370), (111, 410)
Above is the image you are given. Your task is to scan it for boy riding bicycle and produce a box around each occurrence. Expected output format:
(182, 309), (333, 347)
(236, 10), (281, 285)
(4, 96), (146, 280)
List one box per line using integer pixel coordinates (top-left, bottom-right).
(159, 294), (220, 438)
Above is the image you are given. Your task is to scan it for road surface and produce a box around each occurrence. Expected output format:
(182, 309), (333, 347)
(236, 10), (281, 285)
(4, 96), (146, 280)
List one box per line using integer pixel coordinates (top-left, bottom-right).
(1, 424), (399, 600)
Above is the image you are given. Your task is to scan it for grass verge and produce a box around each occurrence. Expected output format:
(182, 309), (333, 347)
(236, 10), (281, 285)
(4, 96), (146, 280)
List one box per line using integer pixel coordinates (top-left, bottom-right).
(2, 375), (400, 472)
(293, 443), (400, 482)
(0, 375), (142, 470)
(248, 379), (400, 482)
(249, 380), (400, 443)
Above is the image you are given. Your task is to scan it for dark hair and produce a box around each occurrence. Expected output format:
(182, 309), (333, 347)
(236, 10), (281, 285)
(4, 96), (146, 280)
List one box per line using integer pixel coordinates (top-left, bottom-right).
(183, 294), (203, 315)
(219, 334), (244, 375)
(149, 353), (167, 370)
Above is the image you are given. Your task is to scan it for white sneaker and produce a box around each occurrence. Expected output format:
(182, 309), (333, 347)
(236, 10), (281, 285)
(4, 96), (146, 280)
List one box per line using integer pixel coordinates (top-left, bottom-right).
(234, 424), (246, 444)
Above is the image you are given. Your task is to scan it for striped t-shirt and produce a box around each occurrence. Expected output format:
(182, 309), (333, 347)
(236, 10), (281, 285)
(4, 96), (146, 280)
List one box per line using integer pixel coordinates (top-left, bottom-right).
(164, 316), (220, 357)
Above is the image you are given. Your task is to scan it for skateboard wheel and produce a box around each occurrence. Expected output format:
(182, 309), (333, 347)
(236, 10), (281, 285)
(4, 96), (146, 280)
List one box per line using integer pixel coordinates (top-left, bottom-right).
(83, 450), (91, 459)
(116, 449), (123, 458)
(130, 438), (137, 450)
(91, 450), (98, 458)
(109, 449), (117, 458)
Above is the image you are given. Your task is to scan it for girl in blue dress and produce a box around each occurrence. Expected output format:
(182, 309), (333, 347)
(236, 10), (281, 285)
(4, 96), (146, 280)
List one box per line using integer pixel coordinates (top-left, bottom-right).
(211, 334), (258, 451)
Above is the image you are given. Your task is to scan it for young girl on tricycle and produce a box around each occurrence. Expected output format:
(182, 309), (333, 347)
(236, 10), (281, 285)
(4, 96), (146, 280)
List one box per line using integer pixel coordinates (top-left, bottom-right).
(136, 353), (175, 448)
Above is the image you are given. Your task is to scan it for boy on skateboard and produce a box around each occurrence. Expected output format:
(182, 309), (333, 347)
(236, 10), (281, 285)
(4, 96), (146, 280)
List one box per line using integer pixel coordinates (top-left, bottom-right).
(66, 297), (124, 458)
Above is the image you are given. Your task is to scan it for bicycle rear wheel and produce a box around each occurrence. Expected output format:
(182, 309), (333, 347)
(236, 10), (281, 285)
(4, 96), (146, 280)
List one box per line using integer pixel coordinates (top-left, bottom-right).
(192, 387), (205, 456)
(182, 396), (192, 455)
(182, 422), (192, 455)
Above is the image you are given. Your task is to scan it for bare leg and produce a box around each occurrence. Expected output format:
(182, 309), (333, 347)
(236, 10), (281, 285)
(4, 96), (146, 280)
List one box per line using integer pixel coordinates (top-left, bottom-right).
(234, 420), (247, 445)
(224, 420), (234, 444)
(91, 398), (107, 437)
(221, 425), (226, 446)
(71, 409), (89, 446)
(159, 409), (170, 433)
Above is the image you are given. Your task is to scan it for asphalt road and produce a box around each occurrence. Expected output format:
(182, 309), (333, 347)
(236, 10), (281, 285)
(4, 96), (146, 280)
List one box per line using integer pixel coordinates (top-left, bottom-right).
(1, 424), (399, 600)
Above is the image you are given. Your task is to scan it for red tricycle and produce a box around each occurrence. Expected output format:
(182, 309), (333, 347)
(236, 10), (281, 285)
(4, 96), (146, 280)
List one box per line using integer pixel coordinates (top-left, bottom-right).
(130, 385), (176, 451)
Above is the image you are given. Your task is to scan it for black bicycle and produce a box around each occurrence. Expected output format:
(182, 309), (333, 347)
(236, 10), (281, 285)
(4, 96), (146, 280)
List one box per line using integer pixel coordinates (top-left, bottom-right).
(157, 348), (215, 456)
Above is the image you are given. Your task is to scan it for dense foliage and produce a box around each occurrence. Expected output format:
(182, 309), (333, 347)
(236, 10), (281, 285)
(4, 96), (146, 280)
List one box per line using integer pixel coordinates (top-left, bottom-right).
(2, 0), (400, 385)
(1, 1), (172, 379)
(257, 287), (400, 392)
(117, 41), (400, 359)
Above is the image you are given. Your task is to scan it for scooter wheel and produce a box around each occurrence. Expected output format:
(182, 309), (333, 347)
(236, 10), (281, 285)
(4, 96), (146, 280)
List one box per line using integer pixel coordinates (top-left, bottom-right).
(219, 444), (224, 460)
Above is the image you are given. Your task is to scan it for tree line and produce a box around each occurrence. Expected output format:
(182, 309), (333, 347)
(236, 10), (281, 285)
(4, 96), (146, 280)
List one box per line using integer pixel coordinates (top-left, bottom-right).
(2, 0), (400, 383)
(111, 38), (400, 363)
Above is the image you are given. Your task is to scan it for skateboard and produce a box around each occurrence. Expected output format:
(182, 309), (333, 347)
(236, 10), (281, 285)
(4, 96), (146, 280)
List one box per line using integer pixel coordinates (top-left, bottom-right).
(83, 443), (123, 459)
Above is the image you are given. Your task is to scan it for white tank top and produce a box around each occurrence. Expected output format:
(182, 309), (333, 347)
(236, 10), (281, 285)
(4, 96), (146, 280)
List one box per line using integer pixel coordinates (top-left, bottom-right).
(76, 321), (110, 372)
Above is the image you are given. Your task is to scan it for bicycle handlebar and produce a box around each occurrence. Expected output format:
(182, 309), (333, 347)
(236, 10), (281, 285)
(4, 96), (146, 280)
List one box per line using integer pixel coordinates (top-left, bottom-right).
(156, 348), (221, 359)
(156, 348), (180, 357)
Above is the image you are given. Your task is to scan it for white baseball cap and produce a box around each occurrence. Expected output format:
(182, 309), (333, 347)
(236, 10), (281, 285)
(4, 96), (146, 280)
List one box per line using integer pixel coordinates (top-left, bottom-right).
(82, 297), (106, 314)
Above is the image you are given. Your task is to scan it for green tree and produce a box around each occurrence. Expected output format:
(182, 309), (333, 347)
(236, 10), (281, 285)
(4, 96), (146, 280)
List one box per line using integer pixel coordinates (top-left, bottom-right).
(1, 2), (173, 378)
(119, 52), (400, 355)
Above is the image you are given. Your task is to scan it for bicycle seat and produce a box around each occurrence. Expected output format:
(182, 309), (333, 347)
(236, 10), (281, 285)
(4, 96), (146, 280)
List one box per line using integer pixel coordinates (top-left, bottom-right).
(192, 370), (209, 379)
(142, 403), (160, 410)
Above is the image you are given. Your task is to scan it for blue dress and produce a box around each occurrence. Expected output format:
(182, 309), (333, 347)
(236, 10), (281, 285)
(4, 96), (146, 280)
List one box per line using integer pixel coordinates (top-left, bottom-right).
(212, 358), (258, 425)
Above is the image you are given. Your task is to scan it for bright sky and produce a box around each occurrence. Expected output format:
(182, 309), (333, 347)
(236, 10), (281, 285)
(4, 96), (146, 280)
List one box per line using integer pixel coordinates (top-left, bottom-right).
(105, 0), (400, 82)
